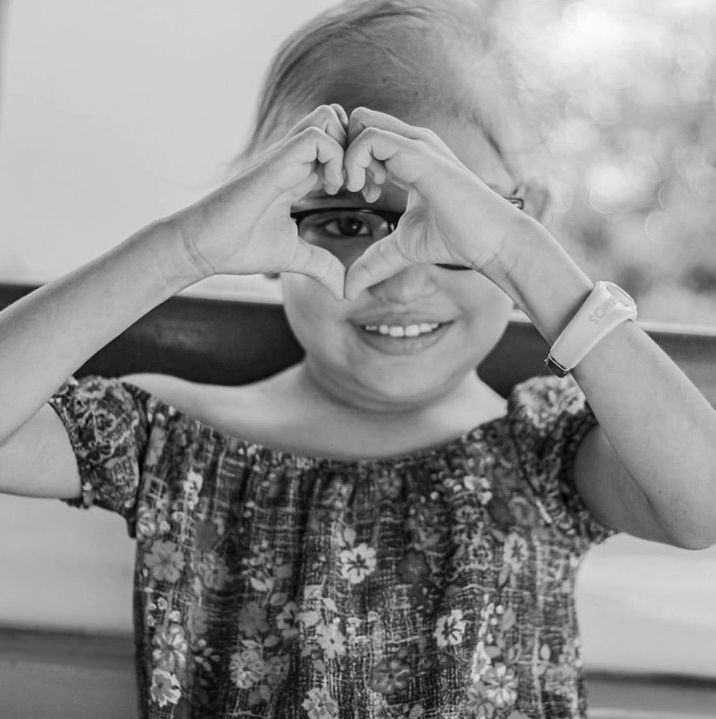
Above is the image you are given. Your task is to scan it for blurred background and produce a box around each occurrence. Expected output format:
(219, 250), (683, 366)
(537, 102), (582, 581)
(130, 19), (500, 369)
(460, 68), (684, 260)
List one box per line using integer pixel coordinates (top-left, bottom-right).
(1, 0), (716, 321)
(496, 0), (716, 328)
(0, 0), (715, 685)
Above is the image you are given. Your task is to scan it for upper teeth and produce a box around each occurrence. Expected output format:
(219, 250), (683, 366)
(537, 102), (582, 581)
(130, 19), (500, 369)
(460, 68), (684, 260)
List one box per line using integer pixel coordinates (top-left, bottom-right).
(361, 322), (442, 337)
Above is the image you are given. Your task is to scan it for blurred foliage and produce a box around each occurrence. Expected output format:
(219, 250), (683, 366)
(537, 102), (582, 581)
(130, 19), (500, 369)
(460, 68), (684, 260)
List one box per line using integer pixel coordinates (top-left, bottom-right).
(494, 0), (716, 326)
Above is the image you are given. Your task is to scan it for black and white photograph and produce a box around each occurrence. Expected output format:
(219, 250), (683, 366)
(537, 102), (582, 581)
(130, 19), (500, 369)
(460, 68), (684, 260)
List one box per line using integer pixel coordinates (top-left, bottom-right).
(0, 1), (715, 717)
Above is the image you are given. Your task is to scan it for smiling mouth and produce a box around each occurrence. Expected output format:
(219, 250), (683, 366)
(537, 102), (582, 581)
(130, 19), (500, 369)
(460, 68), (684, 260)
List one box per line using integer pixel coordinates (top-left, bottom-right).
(359, 322), (449, 338)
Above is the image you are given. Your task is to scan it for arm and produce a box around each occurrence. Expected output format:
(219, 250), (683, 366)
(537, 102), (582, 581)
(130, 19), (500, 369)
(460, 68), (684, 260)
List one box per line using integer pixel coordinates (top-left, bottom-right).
(340, 106), (716, 550)
(495, 221), (716, 550)
(0, 221), (199, 445)
(0, 104), (348, 498)
(0, 224), (200, 499)
(0, 104), (350, 447)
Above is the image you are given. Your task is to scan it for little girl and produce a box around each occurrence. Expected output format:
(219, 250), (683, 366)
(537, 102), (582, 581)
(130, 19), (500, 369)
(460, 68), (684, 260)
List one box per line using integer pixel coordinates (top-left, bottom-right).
(1, 1), (715, 717)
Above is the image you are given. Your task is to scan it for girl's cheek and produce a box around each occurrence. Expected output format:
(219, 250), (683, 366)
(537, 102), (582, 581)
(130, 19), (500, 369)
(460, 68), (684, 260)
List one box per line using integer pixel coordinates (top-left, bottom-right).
(281, 273), (343, 310)
(280, 275), (349, 353)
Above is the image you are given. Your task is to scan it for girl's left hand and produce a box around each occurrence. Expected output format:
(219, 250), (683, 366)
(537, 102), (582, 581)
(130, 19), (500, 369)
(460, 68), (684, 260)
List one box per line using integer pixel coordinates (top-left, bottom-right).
(342, 107), (538, 300)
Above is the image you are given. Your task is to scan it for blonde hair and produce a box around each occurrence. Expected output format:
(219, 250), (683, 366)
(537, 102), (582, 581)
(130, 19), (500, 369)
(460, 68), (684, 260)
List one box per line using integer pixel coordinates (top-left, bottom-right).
(234, 0), (539, 178)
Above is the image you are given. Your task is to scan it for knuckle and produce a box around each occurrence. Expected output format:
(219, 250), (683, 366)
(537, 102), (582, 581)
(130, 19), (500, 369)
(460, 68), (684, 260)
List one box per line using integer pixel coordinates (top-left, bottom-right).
(360, 126), (381, 141)
(418, 126), (439, 143)
(375, 239), (390, 257)
(313, 104), (336, 121)
(298, 126), (325, 143)
(349, 107), (370, 131)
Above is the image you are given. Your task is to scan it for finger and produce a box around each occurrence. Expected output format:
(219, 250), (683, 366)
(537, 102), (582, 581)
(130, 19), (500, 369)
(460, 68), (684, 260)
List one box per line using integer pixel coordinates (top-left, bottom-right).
(314, 131), (346, 191)
(279, 106), (347, 193)
(280, 171), (320, 205)
(344, 234), (413, 300)
(329, 103), (349, 133)
(348, 106), (441, 149)
(349, 111), (406, 183)
(348, 106), (465, 177)
(279, 127), (344, 194)
(286, 240), (346, 301)
(366, 158), (387, 184)
(287, 104), (348, 150)
(358, 153), (387, 200)
(361, 176), (382, 203)
(344, 127), (420, 193)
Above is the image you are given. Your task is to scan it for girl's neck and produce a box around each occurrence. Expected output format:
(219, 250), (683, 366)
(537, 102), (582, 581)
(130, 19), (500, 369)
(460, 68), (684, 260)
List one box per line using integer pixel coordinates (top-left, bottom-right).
(215, 361), (506, 461)
(290, 358), (496, 420)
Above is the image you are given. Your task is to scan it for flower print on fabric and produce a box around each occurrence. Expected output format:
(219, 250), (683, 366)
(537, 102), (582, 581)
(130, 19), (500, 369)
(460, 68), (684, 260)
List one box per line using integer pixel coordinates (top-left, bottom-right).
(196, 551), (229, 590)
(152, 622), (188, 675)
(339, 543), (377, 584)
(48, 374), (617, 718)
(143, 540), (185, 583)
(369, 656), (412, 694)
(315, 620), (346, 659)
(337, 526), (377, 585)
(230, 641), (267, 690)
(434, 609), (466, 648)
(238, 601), (269, 636)
(302, 686), (339, 719)
(150, 668), (182, 708)
(483, 663), (519, 708)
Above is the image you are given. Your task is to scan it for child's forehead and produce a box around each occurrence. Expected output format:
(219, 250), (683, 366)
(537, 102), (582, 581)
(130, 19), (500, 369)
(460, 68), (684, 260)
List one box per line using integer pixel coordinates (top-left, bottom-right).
(274, 37), (510, 157)
(310, 39), (469, 112)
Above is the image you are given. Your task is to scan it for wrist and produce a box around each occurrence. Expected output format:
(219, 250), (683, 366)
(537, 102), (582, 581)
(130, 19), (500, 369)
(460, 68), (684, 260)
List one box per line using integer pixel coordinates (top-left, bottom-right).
(142, 218), (211, 294)
(546, 281), (638, 376)
(488, 222), (594, 344)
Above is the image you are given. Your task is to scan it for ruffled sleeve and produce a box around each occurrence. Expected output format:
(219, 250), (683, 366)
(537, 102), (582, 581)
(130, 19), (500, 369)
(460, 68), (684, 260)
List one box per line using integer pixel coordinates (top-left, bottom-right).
(47, 374), (154, 535)
(507, 374), (617, 548)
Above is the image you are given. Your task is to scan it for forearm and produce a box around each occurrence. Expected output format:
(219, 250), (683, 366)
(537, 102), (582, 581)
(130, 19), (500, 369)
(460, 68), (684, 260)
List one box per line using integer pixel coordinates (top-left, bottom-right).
(492, 222), (716, 545)
(0, 220), (202, 443)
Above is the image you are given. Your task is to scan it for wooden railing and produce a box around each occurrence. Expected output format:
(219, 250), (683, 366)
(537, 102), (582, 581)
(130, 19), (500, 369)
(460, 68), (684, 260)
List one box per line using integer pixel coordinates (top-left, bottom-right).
(3, 282), (716, 401)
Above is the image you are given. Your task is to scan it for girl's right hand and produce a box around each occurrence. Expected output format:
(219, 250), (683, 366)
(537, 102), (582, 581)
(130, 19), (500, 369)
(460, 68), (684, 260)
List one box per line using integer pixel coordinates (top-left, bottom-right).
(170, 104), (349, 300)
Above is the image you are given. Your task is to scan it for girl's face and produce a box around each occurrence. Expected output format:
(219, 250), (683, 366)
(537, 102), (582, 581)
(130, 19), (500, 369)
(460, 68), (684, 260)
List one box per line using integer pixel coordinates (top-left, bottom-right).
(281, 114), (521, 411)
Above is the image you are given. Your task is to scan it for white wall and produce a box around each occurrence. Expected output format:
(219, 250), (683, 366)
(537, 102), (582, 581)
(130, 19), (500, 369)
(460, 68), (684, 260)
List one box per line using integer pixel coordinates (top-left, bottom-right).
(0, 0), (336, 297)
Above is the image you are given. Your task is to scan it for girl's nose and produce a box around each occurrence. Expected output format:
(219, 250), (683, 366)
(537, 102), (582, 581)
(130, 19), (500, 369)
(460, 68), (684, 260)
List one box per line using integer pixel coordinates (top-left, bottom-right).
(368, 264), (438, 304)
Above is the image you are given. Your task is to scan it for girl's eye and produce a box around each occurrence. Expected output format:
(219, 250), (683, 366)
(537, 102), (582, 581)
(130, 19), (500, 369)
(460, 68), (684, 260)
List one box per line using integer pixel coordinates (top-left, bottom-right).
(314, 212), (374, 240)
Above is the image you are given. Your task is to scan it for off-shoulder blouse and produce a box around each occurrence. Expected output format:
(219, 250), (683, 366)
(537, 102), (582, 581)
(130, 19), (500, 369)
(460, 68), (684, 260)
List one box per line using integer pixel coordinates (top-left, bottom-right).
(48, 373), (616, 719)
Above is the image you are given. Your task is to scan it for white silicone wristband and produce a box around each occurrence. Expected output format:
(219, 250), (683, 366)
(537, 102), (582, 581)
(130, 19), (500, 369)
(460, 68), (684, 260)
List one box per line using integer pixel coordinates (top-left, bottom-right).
(546, 281), (637, 377)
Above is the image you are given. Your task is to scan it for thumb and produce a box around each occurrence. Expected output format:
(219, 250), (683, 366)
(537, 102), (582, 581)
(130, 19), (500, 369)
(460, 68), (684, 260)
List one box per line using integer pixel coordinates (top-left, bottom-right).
(344, 234), (412, 300)
(285, 240), (346, 301)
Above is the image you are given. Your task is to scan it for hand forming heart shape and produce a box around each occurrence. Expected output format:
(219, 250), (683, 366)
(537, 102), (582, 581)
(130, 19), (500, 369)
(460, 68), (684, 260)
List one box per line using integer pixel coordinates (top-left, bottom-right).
(172, 104), (533, 301)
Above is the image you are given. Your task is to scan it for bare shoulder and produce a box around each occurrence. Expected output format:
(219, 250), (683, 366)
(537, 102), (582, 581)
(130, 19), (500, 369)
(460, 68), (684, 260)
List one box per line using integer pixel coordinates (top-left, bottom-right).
(120, 373), (201, 413)
(119, 372), (268, 434)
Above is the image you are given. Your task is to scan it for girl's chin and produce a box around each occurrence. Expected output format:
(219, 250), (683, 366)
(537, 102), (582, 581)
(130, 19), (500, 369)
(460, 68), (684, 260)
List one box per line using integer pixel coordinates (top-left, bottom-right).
(352, 369), (456, 408)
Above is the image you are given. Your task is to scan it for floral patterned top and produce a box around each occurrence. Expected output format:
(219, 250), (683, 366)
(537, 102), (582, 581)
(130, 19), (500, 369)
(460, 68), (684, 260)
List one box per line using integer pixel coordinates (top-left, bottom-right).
(48, 372), (616, 719)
